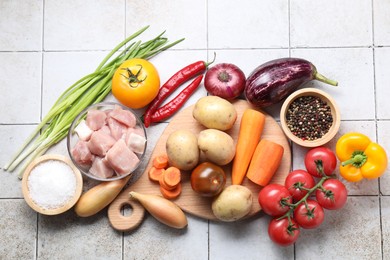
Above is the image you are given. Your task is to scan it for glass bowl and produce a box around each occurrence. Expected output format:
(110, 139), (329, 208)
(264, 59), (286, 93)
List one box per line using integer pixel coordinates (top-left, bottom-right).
(280, 88), (341, 148)
(67, 102), (147, 181)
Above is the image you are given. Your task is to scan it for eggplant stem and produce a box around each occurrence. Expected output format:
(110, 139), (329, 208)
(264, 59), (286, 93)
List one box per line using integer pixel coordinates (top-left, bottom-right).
(315, 72), (338, 86)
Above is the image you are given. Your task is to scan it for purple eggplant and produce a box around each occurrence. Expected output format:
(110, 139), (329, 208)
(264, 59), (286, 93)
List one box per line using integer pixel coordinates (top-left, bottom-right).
(245, 58), (338, 108)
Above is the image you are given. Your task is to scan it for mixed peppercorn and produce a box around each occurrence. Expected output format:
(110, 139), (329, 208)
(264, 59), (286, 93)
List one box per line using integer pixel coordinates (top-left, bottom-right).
(286, 96), (333, 141)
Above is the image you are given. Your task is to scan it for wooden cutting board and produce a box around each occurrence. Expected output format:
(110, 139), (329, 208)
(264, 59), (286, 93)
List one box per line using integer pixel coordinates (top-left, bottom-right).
(108, 99), (291, 231)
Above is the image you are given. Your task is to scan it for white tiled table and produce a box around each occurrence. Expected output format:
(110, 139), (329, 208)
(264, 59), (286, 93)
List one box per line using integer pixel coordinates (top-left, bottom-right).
(1, 0), (389, 259)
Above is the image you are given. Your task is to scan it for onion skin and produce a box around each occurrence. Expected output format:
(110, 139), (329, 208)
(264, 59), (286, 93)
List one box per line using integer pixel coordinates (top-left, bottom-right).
(205, 63), (246, 100)
(245, 58), (338, 108)
(129, 191), (188, 229)
(75, 175), (130, 217)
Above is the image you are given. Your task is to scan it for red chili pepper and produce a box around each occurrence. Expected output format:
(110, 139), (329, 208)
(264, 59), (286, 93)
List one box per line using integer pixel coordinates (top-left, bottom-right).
(149, 75), (204, 124)
(144, 54), (215, 127)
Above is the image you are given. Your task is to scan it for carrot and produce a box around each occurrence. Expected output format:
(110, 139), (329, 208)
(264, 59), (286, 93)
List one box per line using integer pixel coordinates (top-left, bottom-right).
(246, 139), (284, 186)
(149, 167), (165, 182)
(158, 173), (174, 190)
(163, 167), (181, 188)
(153, 154), (169, 169)
(232, 109), (266, 185)
(160, 183), (182, 199)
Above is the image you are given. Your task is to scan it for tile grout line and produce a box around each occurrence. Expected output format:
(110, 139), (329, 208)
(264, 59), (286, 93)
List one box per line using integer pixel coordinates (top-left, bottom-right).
(2, 45), (388, 54)
(36, 0), (46, 259)
(370, 1), (384, 259)
(288, 1), (297, 259)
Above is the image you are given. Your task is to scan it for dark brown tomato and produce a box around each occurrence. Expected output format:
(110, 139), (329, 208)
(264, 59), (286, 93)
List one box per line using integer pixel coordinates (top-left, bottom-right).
(191, 162), (226, 197)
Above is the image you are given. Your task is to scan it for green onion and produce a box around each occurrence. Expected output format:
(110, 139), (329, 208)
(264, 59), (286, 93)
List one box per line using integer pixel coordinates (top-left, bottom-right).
(4, 26), (184, 178)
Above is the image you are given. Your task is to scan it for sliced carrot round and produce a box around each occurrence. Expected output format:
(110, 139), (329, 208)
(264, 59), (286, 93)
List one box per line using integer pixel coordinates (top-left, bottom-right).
(148, 167), (165, 182)
(160, 183), (182, 199)
(152, 154), (169, 169)
(159, 172), (175, 191)
(163, 167), (181, 188)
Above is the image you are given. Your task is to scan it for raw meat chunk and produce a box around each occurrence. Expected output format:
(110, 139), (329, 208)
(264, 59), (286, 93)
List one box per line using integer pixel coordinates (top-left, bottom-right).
(127, 132), (146, 154)
(99, 125), (111, 136)
(106, 139), (140, 175)
(71, 105), (143, 179)
(125, 127), (145, 145)
(109, 105), (136, 128)
(71, 140), (94, 166)
(86, 109), (107, 131)
(107, 117), (128, 140)
(87, 130), (116, 156)
(74, 120), (93, 141)
(89, 157), (114, 179)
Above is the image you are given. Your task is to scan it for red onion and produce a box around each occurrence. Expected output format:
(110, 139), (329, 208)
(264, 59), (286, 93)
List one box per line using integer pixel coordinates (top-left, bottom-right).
(204, 63), (246, 100)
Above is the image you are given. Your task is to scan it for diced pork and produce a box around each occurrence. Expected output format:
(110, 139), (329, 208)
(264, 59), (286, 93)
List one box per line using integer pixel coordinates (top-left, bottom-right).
(71, 140), (94, 166)
(89, 157), (114, 179)
(127, 132), (146, 154)
(125, 127), (145, 145)
(86, 109), (107, 131)
(99, 125), (111, 135)
(106, 139), (140, 175)
(108, 105), (136, 128)
(87, 130), (116, 156)
(72, 105), (144, 179)
(127, 126), (145, 138)
(74, 120), (93, 141)
(107, 117), (128, 140)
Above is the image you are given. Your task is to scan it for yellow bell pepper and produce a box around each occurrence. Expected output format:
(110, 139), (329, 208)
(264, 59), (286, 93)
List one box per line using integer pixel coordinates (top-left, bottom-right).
(336, 132), (388, 182)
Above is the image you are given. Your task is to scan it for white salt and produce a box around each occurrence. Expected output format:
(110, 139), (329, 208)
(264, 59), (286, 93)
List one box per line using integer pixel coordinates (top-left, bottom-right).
(28, 160), (77, 209)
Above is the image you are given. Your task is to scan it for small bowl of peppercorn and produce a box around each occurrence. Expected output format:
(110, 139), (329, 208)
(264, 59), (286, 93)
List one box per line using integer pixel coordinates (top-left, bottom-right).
(280, 88), (341, 148)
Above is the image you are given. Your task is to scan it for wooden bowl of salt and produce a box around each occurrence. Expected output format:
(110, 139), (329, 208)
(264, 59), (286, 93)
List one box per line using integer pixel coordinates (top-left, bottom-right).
(22, 154), (83, 215)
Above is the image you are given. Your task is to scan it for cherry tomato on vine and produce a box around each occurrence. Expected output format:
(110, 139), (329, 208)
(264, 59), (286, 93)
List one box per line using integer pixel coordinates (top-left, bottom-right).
(284, 169), (316, 201)
(268, 217), (300, 246)
(294, 199), (325, 229)
(112, 58), (160, 109)
(258, 184), (292, 217)
(316, 179), (347, 210)
(305, 147), (337, 178)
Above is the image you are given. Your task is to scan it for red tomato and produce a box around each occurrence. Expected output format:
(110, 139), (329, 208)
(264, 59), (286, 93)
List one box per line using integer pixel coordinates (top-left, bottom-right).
(305, 147), (337, 178)
(316, 179), (348, 210)
(294, 199), (325, 229)
(258, 184), (292, 217)
(268, 217), (300, 246)
(284, 169), (316, 201)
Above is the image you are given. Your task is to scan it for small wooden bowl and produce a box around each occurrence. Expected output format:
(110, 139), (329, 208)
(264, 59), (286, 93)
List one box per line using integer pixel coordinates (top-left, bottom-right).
(22, 154), (83, 215)
(280, 88), (341, 147)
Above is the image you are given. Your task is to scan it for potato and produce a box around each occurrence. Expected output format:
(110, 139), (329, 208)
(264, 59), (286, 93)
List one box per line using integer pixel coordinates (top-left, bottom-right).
(212, 185), (253, 222)
(197, 129), (235, 166)
(166, 130), (199, 171)
(193, 96), (237, 131)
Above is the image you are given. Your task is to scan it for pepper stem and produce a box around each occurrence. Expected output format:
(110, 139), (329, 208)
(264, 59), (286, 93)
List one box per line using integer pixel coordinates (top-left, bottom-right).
(341, 150), (367, 168)
(205, 52), (217, 68)
(314, 71), (338, 86)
